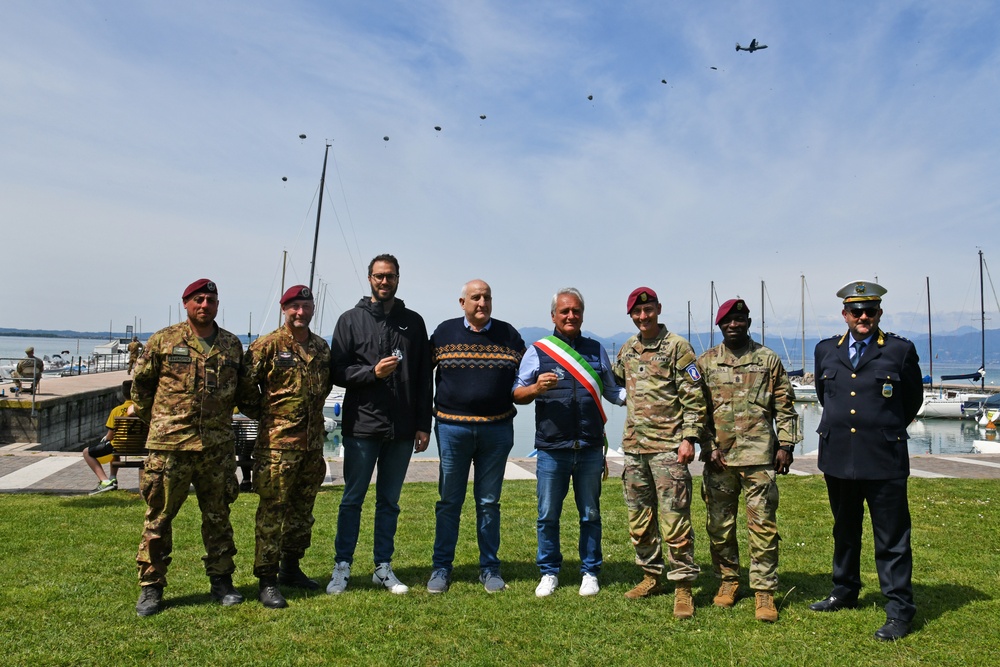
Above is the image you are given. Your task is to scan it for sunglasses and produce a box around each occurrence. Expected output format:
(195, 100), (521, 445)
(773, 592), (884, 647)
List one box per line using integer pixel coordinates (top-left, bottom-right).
(848, 307), (879, 318)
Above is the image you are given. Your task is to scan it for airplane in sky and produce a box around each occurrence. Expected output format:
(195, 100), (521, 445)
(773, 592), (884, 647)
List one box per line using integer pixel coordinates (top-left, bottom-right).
(736, 39), (768, 53)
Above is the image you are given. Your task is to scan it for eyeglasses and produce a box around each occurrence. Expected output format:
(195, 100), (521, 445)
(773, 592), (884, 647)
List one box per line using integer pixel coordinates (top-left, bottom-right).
(370, 273), (398, 282)
(848, 307), (879, 318)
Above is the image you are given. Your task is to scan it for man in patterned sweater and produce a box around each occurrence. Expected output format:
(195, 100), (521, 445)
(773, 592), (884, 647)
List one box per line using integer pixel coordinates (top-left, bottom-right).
(425, 279), (525, 594)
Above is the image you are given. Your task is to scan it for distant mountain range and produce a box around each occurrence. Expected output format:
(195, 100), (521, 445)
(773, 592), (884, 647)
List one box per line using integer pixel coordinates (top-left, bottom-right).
(5, 325), (999, 368)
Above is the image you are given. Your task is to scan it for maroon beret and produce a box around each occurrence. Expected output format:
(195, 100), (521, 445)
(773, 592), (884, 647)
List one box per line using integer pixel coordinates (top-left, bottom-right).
(626, 286), (658, 313)
(715, 298), (749, 325)
(182, 278), (218, 300)
(280, 284), (313, 306)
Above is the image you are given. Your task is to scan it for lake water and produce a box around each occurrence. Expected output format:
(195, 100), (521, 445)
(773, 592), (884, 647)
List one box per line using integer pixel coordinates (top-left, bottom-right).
(325, 399), (988, 460)
(0, 335), (989, 457)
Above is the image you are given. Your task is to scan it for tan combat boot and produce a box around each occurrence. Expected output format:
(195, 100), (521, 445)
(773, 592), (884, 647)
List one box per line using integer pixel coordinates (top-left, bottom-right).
(624, 574), (663, 599)
(713, 579), (739, 607)
(673, 582), (695, 619)
(755, 591), (778, 623)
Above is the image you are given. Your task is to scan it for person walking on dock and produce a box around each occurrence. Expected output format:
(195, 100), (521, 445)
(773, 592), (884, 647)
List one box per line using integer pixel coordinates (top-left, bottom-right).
(130, 278), (259, 617)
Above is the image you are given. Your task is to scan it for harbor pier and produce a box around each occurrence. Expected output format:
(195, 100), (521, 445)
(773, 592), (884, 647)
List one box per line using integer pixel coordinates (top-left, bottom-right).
(0, 371), (128, 450)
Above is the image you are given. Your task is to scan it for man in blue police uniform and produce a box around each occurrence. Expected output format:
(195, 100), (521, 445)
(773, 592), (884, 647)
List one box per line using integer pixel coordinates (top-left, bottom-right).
(810, 280), (923, 641)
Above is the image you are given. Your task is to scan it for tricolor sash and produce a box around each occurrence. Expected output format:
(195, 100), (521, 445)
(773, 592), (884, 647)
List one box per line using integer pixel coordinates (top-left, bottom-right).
(533, 336), (607, 423)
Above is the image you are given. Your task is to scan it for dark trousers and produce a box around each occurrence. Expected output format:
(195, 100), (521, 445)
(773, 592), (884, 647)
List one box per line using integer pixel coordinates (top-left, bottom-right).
(824, 474), (915, 621)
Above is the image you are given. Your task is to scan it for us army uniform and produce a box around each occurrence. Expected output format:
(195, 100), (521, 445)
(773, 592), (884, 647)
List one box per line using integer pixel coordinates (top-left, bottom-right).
(613, 324), (706, 582)
(696, 340), (799, 592)
(132, 321), (257, 588)
(243, 324), (332, 579)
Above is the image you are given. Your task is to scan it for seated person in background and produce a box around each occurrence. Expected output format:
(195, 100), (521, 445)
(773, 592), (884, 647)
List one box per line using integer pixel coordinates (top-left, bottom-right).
(83, 380), (134, 495)
(12, 347), (44, 395)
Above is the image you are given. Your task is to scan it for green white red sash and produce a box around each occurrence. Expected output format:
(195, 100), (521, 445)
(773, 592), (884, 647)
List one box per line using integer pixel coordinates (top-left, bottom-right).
(533, 336), (607, 423)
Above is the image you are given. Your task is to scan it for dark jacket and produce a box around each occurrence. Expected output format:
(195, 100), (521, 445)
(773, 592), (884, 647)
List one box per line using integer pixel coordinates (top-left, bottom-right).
(534, 333), (606, 450)
(814, 329), (923, 479)
(330, 297), (433, 440)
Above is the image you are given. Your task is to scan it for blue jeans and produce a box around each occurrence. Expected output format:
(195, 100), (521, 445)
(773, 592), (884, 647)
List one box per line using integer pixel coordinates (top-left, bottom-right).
(334, 436), (413, 565)
(432, 421), (514, 572)
(535, 446), (604, 576)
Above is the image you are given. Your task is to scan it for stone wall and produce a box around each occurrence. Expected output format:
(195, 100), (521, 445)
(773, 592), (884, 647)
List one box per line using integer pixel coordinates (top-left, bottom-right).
(0, 387), (120, 450)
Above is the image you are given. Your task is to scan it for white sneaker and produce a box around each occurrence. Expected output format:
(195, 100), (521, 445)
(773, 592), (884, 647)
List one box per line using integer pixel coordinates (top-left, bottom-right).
(373, 562), (409, 594)
(326, 561), (351, 595)
(579, 573), (600, 597)
(535, 574), (559, 597)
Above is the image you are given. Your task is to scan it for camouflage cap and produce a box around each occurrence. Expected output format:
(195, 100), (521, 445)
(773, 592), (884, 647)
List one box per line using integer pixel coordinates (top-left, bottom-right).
(182, 278), (218, 300)
(715, 298), (749, 325)
(280, 284), (313, 306)
(25, 346), (34, 355)
(626, 286), (658, 313)
(836, 280), (886, 304)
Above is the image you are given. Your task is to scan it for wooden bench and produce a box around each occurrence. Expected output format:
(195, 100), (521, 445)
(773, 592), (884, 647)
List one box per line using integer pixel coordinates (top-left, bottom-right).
(110, 417), (150, 479)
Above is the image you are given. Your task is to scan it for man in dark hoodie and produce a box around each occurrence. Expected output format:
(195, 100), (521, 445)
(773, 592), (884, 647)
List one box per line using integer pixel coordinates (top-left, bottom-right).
(325, 254), (433, 596)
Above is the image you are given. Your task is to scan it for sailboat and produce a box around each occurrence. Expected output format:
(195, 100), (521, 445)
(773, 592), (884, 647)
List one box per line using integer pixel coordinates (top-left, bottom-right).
(787, 275), (818, 402)
(917, 250), (990, 419)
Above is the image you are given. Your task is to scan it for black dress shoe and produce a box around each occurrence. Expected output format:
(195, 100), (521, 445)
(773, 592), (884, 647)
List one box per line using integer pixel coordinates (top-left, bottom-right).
(874, 618), (911, 641)
(809, 595), (858, 612)
(258, 578), (288, 609)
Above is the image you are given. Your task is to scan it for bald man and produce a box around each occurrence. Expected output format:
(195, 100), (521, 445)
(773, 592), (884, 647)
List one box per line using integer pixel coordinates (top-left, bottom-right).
(425, 280), (525, 594)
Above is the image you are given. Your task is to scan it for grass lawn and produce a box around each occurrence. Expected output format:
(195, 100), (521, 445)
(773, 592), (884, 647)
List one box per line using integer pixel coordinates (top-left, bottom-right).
(1, 475), (998, 666)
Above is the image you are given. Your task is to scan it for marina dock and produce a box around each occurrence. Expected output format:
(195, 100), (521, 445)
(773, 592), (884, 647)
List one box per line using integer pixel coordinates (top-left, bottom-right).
(0, 370), (129, 450)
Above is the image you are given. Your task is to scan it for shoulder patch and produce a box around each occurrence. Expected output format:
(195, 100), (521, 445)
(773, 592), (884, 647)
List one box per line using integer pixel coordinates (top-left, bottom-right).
(685, 363), (702, 382)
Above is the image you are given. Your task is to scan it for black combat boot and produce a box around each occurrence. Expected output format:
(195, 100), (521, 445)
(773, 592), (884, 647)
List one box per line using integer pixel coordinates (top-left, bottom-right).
(209, 575), (244, 606)
(278, 558), (320, 590)
(136, 584), (164, 617)
(258, 577), (288, 609)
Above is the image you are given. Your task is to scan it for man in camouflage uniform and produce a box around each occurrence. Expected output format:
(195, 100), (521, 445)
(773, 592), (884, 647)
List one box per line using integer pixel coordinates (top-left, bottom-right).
(127, 336), (143, 374)
(131, 278), (259, 617)
(242, 285), (333, 609)
(613, 287), (706, 619)
(696, 298), (799, 622)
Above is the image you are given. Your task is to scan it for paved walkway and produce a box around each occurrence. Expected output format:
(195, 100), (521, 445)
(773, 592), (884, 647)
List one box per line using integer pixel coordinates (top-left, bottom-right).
(2, 448), (999, 495)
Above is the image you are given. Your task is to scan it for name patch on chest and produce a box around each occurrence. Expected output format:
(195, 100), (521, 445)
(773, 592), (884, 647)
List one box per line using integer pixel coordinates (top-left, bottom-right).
(276, 351), (296, 367)
(169, 346), (191, 363)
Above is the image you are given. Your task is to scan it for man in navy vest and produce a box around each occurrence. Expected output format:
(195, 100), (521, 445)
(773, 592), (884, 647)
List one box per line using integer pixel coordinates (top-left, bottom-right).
(514, 287), (625, 597)
(810, 280), (923, 641)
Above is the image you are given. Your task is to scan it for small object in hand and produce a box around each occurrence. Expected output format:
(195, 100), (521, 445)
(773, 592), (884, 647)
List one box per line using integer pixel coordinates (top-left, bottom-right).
(393, 348), (403, 361)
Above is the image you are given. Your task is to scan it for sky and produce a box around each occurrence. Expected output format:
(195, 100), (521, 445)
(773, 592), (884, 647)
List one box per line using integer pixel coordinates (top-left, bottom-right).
(3, 0), (1000, 344)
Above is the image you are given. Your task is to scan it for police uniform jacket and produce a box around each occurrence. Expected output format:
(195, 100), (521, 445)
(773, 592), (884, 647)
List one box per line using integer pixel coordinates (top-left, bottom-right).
(814, 329), (923, 479)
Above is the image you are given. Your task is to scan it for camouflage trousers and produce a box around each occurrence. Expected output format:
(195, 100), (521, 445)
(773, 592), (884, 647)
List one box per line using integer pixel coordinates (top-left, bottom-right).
(701, 463), (780, 591)
(253, 448), (327, 578)
(621, 450), (700, 581)
(137, 448), (240, 587)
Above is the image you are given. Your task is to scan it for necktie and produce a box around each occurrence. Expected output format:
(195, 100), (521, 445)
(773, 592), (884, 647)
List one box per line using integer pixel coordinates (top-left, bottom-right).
(852, 341), (866, 368)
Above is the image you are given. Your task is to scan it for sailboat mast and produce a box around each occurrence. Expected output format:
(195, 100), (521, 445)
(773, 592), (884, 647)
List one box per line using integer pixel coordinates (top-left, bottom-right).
(309, 143), (331, 291)
(760, 280), (765, 346)
(926, 276), (933, 383)
(710, 281), (715, 347)
(980, 249), (985, 390)
(800, 275), (806, 373)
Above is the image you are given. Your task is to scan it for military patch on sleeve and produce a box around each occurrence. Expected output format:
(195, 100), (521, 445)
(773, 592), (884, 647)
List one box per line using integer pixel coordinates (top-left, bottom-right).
(685, 363), (702, 381)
